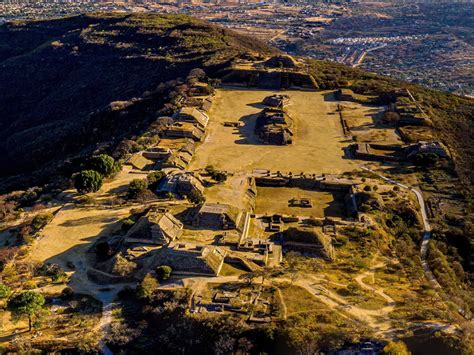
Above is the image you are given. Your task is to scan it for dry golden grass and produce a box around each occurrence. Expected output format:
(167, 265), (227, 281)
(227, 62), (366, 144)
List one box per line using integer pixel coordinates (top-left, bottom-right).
(189, 88), (359, 174)
(279, 284), (326, 315)
(31, 206), (133, 267)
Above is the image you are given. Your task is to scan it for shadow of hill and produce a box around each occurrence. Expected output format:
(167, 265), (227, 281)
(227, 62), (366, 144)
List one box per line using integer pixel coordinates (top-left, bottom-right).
(0, 13), (277, 193)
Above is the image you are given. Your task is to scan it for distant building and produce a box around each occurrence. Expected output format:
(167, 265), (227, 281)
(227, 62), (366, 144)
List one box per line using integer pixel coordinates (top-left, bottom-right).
(173, 107), (209, 129)
(127, 153), (155, 170)
(125, 209), (184, 245)
(193, 203), (242, 230)
(164, 122), (205, 141)
(262, 55), (300, 69)
(255, 107), (293, 145)
(263, 94), (290, 108)
(156, 242), (226, 276)
(405, 141), (449, 159)
(335, 89), (356, 101)
(159, 172), (205, 197)
(283, 226), (335, 261)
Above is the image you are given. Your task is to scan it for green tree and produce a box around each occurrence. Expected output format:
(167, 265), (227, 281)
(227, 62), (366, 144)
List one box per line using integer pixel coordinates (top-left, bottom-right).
(88, 154), (120, 177)
(73, 170), (103, 194)
(156, 265), (172, 282)
(0, 284), (11, 298)
(147, 171), (166, 189)
(128, 179), (148, 199)
(137, 273), (158, 300)
(213, 172), (227, 183)
(383, 341), (410, 355)
(187, 189), (204, 205)
(7, 291), (45, 331)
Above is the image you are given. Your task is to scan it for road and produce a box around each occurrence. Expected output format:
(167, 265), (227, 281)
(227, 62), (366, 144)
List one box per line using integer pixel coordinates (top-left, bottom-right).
(360, 166), (440, 289)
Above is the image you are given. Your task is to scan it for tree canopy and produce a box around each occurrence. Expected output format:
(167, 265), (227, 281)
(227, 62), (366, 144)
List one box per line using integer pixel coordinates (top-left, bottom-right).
(88, 154), (121, 177)
(156, 265), (172, 281)
(128, 179), (148, 199)
(73, 169), (103, 194)
(7, 291), (45, 331)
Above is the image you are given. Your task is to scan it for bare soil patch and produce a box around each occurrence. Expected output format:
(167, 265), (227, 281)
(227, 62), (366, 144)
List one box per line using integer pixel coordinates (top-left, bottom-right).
(255, 186), (345, 218)
(31, 205), (133, 267)
(189, 88), (358, 174)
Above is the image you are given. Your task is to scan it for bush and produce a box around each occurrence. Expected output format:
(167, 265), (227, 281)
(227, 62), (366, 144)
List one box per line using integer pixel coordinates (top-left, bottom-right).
(137, 273), (159, 300)
(156, 265), (172, 281)
(128, 179), (148, 199)
(31, 212), (54, 230)
(88, 154), (121, 177)
(61, 287), (74, 300)
(382, 111), (400, 124)
(147, 171), (166, 189)
(0, 284), (11, 298)
(73, 170), (103, 193)
(187, 189), (205, 204)
(205, 166), (227, 182)
(112, 254), (136, 277)
(213, 172), (227, 182)
(383, 341), (409, 355)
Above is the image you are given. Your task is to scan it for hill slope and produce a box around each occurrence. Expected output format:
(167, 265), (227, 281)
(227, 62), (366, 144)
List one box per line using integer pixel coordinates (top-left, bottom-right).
(0, 12), (473, 192)
(0, 13), (275, 190)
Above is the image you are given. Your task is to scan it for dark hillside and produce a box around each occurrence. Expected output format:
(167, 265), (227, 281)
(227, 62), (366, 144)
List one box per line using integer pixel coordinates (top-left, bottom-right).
(0, 13), (276, 190)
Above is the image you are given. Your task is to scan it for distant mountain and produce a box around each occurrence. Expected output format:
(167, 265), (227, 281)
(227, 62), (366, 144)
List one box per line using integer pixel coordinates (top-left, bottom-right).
(0, 13), (276, 191)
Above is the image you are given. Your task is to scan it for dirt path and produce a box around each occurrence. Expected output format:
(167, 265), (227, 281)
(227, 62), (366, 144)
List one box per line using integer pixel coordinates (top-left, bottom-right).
(355, 259), (395, 305)
(293, 256), (397, 334)
(360, 167), (445, 292)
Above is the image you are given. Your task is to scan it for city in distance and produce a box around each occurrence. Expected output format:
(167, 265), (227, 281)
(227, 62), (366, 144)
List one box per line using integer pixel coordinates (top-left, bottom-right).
(0, 2), (472, 355)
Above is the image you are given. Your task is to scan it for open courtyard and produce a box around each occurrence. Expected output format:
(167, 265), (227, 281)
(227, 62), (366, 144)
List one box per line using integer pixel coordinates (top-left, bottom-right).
(189, 88), (359, 174)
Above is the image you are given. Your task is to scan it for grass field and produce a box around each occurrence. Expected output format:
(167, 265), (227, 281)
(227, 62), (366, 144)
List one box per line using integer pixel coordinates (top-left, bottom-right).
(255, 186), (345, 218)
(31, 205), (132, 267)
(279, 284), (326, 315)
(189, 88), (358, 174)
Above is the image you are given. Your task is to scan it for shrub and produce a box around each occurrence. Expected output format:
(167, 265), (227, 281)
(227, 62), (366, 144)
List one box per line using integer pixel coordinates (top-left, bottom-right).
(73, 170), (103, 193)
(112, 254), (136, 276)
(147, 171), (166, 189)
(188, 68), (206, 80)
(187, 189), (205, 204)
(24, 280), (37, 289)
(31, 212), (54, 230)
(383, 341), (409, 355)
(137, 273), (158, 300)
(213, 172), (227, 183)
(156, 265), (172, 281)
(128, 179), (148, 199)
(0, 284), (11, 298)
(205, 166), (227, 182)
(382, 111), (400, 124)
(61, 287), (74, 300)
